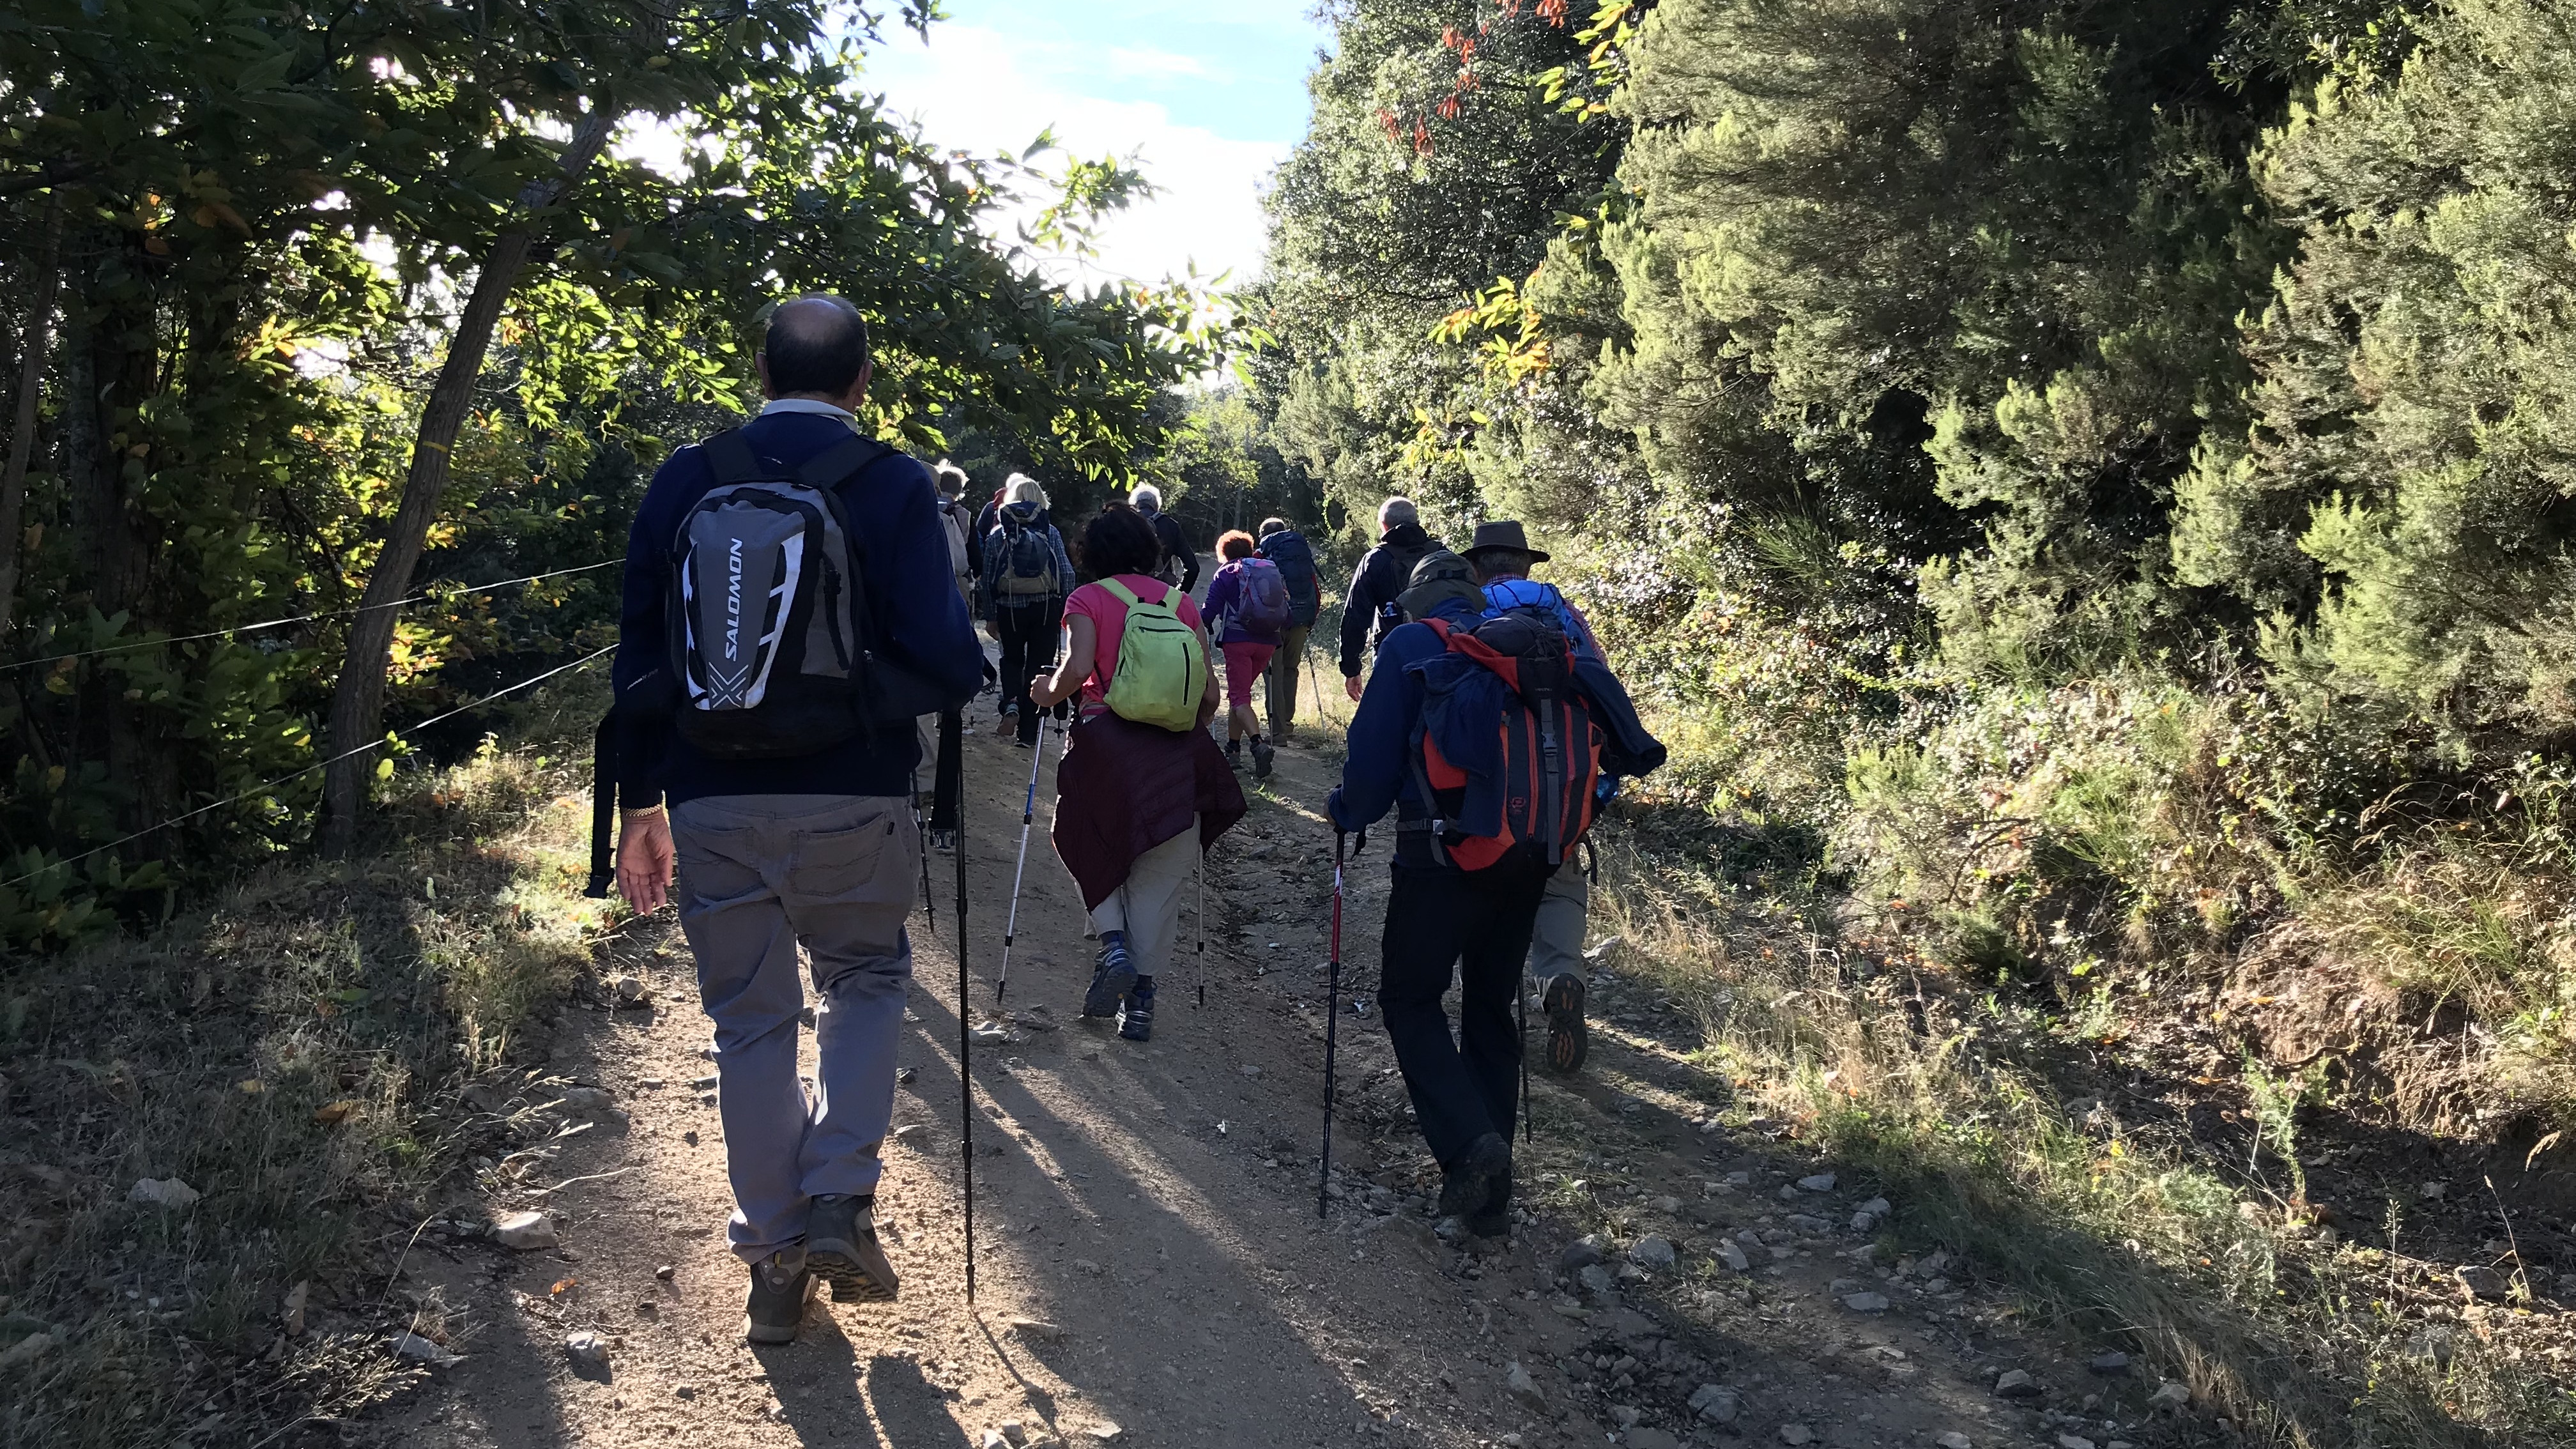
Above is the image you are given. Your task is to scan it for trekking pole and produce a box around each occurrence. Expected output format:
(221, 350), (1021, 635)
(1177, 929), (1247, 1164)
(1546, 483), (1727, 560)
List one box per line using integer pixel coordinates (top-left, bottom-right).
(1319, 829), (1346, 1219)
(1305, 638), (1334, 729)
(954, 774), (977, 1305)
(1518, 978), (1533, 1144)
(993, 709), (1050, 1004)
(1194, 844), (1207, 1008)
(910, 763), (936, 936)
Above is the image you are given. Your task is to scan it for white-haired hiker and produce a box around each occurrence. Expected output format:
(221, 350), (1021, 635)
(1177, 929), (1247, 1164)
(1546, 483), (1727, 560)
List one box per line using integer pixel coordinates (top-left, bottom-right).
(978, 474), (1074, 749)
(1130, 484), (1199, 594)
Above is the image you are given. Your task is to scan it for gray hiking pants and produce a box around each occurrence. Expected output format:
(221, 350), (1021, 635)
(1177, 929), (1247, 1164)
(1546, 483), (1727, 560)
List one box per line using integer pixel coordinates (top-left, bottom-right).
(1526, 852), (1588, 985)
(671, 794), (915, 1264)
(1084, 816), (1199, 985)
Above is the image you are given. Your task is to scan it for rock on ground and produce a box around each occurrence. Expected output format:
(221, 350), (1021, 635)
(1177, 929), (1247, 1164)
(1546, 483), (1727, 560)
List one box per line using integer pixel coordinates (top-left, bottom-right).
(492, 1210), (560, 1250)
(127, 1177), (201, 1209)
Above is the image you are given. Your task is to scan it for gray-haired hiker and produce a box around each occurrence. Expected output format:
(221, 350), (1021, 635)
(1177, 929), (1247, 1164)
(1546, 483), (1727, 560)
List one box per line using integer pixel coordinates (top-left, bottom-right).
(611, 296), (984, 1344)
(1337, 496), (1441, 703)
(978, 473), (1075, 748)
(1130, 483), (1199, 594)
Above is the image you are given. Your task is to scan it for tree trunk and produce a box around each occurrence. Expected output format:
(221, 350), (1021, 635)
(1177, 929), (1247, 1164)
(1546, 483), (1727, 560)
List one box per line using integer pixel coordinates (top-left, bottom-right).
(0, 199), (65, 641)
(318, 110), (617, 855)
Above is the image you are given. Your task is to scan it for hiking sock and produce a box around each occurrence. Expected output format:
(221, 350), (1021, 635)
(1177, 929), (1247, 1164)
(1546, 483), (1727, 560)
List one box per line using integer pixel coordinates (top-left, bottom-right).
(1082, 931), (1135, 1018)
(1118, 976), (1156, 1041)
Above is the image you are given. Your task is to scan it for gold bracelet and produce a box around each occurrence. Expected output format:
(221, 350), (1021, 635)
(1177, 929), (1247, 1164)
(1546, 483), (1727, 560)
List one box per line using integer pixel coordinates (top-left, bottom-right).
(620, 803), (668, 822)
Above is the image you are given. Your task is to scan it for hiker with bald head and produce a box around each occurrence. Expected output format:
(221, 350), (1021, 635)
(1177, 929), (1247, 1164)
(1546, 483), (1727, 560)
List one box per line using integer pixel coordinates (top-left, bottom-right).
(610, 294), (983, 1344)
(1337, 496), (1442, 702)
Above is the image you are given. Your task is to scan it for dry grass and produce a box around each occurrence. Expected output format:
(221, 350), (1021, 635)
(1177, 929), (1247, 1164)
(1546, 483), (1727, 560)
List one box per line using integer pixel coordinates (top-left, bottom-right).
(1588, 838), (2576, 1449)
(0, 744), (610, 1449)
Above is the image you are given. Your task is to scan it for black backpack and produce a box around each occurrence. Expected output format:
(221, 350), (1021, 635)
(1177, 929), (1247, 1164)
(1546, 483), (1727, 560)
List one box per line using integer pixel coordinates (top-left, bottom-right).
(660, 429), (942, 757)
(1259, 530), (1321, 625)
(993, 508), (1059, 597)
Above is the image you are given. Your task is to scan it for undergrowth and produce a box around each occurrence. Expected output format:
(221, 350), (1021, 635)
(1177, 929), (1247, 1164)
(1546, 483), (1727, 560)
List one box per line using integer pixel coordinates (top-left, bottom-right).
(1590, 811), (2576, 1448)
(0, 740), (610, 1449)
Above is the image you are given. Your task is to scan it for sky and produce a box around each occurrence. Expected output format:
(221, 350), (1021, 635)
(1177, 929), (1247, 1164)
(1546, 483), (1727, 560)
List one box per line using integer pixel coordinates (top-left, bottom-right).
(859, 0), (1333, 289)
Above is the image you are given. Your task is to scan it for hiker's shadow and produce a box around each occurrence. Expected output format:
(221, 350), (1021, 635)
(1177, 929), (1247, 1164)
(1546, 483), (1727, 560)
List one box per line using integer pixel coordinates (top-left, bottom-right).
(760, 1318), (969, 1449)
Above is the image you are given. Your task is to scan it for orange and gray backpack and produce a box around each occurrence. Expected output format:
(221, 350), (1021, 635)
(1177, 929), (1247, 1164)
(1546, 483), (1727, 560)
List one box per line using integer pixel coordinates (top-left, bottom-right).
(1405, 611), (1604, 871)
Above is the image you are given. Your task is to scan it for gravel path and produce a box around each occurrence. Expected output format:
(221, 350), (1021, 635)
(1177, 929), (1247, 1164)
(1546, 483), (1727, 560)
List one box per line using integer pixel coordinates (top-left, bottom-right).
(374, 700), (2209, 1449)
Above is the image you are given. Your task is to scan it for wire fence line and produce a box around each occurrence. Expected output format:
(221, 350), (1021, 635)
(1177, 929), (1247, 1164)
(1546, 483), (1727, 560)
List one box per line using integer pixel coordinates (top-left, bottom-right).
(0, 644), (616, 893)
(2, 558), (621, 672)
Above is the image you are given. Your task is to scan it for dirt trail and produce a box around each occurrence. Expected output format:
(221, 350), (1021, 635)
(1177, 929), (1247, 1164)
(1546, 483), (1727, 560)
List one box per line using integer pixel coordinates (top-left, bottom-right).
(372, 685), (2198, 1449)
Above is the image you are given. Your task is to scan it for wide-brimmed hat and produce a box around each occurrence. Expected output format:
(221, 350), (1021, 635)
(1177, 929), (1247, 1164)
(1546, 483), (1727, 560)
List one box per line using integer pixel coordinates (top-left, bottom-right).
(1464, 519), (1549, 564)
(1397, 548), (1483, 622)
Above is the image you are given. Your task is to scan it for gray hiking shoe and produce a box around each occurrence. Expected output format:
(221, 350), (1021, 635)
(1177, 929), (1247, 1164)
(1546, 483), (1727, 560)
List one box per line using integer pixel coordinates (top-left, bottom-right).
(806, 1193), (899, 1303)
(1251, 737), (1275, 779)
(744, 1249), (814, 1344)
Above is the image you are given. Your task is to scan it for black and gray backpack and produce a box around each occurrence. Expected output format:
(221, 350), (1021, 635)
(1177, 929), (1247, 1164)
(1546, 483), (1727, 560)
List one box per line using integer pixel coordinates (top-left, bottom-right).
(662, 428), (934, 758)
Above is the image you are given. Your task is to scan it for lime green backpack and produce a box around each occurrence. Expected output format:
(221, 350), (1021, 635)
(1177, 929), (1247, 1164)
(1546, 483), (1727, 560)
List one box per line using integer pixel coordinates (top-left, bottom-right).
(1098, 578), (1206, 732)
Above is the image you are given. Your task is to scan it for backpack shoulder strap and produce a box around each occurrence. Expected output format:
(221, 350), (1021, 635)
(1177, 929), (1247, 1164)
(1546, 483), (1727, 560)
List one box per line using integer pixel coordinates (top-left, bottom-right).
(700, 429), (765, 485)
(1099, 578), (1141, 608)
(794, 435), (896, 491)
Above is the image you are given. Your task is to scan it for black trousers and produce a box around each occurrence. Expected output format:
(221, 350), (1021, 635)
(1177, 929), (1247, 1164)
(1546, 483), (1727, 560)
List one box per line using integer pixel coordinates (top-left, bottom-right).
(994, 600), (1061, 746)
(1376, 859), (1549, 1168)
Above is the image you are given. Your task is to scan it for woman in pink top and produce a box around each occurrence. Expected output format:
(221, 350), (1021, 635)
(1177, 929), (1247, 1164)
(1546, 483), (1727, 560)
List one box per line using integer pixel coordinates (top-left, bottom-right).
(1027, 506), (1238, 1043)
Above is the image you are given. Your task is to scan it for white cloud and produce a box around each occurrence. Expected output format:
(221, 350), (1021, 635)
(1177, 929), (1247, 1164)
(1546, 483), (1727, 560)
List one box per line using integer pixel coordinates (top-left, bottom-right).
(862, 25), (1289, 290)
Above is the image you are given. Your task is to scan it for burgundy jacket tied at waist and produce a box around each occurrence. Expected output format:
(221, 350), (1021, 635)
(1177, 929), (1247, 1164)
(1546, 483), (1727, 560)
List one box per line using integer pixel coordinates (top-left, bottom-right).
(1050, 712), (1246, 910)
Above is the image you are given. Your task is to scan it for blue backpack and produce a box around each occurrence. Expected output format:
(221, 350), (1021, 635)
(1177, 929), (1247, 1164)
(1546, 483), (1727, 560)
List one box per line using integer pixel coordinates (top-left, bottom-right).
(1257, 530), (1321, 627)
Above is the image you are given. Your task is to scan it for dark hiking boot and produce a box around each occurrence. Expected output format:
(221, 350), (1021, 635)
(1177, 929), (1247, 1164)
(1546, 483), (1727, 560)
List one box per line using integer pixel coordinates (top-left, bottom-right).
(1542, 972), (1589, 1075)
(1225, 738), (1243, 769)
(744, 1250), (814, 1344)
(806, 1193), (899, 1303)
(1467, 1168), (1514, 1239)
(1436, 1133), (1512, 1220)
(1082, 932), (1135, 1018)
(1117, 976), (1156, 1041)
(1250, 737), (1275, 779)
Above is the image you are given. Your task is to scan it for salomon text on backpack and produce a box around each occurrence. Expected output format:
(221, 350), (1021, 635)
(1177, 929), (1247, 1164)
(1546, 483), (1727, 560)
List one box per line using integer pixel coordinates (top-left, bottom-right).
(662, 429), (943, 757)
(1098, 578), (1206, 732)
(1406, 612), (1604, 872)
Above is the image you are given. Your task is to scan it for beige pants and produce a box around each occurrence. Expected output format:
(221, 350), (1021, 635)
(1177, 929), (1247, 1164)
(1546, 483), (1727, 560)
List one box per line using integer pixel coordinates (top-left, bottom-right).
(1526, 852), (1589, 983)
(1085, 815), (1200, 981)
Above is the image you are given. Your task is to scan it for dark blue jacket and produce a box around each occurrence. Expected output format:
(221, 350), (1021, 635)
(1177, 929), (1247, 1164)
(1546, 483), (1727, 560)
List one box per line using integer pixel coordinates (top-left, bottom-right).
(1325, 604), (1477, 846)
(611, 411), (984, 807)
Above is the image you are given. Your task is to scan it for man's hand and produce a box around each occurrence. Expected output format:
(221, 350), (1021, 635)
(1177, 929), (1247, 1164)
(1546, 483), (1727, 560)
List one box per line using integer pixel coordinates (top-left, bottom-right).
(1344, 674), (1365, 703)
(617, 808), (675, 916)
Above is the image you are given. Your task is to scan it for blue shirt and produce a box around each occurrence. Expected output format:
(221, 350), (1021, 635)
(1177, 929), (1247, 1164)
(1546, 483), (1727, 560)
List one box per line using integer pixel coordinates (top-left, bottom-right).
(611, 409), (985, 806)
